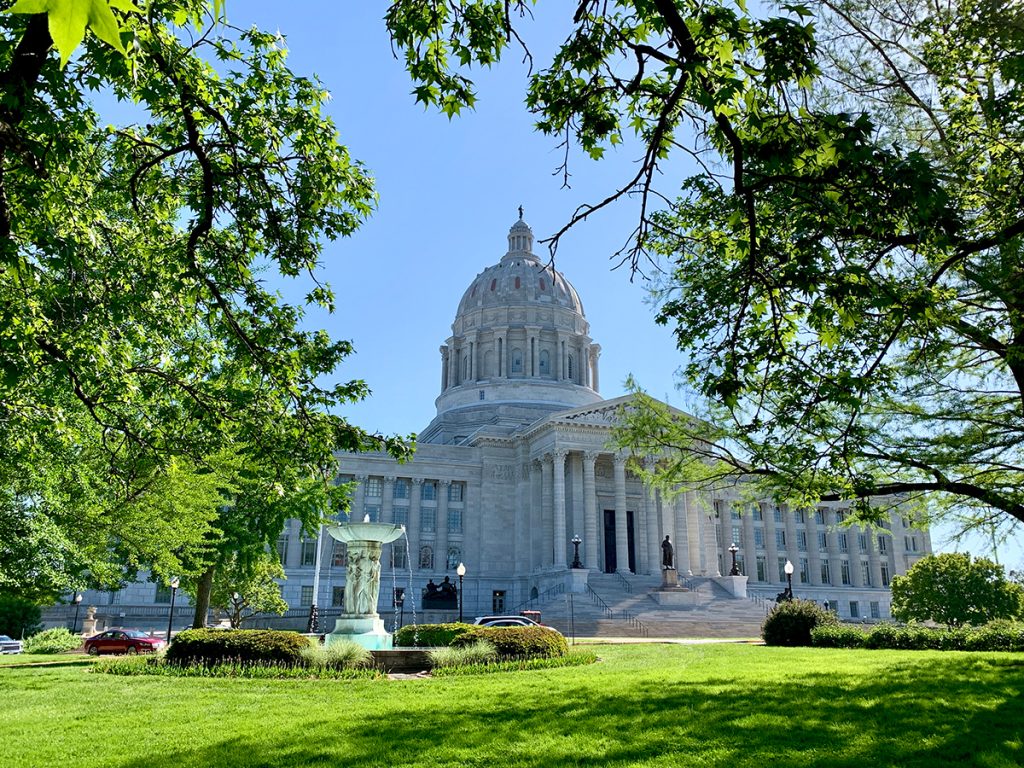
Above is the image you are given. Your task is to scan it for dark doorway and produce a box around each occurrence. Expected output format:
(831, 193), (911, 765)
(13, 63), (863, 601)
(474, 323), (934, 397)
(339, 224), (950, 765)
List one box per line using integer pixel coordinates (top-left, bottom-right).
(603, 510), (637, 573)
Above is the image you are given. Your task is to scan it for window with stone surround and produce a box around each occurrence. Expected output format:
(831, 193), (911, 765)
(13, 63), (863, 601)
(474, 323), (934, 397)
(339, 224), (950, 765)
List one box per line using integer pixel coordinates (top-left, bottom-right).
(301, 538), (317, 567)
(861, 561), (871, 586)
(774, 506), (784, 523)
(821, 560), (831, 584)
(799, 558), (809, 584)
(365, 477), (382, 497)
(754, 528), (765, 548)
(756, 555), (767, 581)
(778, 557), (788, 581)
(447, 546), (462, 570)
(841, 560), (851, 585)
(363, 504), (380, 523)
(421, 481), (437, 501)
(419, 546), (434, 569)
(300, 585), (313, 606)
(448, 482), (464, 502)
(394, 478), (409, 499)
(332, 541), (347, 567)
(797, 531), (807, 551)
(870, 601), (881, 618)
(421, 508), (436, 532)
(839, 533), (848, 552)
(850, 601), (860, 618)
(818, 531), (828, 550)
(448, 508), (463, 534)
(391, 545), (408, 569)
(776, 530), (786, 548)
(393, 507), (408, 527)
(276, 535), (289, 567)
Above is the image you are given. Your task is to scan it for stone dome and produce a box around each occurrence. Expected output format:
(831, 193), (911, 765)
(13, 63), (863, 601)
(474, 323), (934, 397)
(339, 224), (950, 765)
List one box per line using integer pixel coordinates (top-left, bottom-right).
(455, 217), (585, 317)
(420, 213), (603, 445)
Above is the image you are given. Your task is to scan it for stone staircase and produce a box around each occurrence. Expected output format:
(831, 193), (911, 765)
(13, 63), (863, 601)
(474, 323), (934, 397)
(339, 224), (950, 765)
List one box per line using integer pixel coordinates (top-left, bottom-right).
(534, 573), (770, 639)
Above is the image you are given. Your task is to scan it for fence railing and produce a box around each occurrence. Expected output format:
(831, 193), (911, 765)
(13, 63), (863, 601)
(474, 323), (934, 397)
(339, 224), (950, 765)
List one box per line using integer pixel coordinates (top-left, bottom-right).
(511, 583), (565, 615)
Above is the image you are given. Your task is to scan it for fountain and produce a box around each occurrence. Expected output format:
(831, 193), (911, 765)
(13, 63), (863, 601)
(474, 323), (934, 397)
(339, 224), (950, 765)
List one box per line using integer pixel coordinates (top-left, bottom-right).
(323, 515), (407, 650)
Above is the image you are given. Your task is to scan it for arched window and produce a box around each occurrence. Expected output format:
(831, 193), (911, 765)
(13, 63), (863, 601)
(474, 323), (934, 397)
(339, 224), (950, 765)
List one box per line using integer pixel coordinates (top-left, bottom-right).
(490, 278), (497, 291)
(463, 355), (470, 380)
(419, 546), (434, 570)
(514, 276), (521, 289)
(539, 349), (550, 375)
(530, 586), (539, 600)
(511, 347), (523, 373)
(447, 546), (462, 570)
(567, 354), (574, 381)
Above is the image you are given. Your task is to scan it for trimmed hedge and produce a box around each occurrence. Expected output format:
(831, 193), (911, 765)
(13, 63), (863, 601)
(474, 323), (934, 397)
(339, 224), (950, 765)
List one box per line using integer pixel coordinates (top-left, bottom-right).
(762, 599), (839, 646)
(450, 626), (568, 659)
(393, 622), (475, 648)
(166, 629), (312, 666)
(23, 627), (82, 654)
(809, 621), (1024, 651)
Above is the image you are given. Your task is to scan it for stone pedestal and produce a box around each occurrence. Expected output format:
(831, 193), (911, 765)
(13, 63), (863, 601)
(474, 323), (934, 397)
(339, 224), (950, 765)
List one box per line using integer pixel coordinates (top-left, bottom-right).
(652, 567), (694, 606)
(325, 615), (392, 650)
(661, 568), (683, 589)
(568, 568), (589, 594)
(81, 606), (98, 636)
(714, 575), (748, 598)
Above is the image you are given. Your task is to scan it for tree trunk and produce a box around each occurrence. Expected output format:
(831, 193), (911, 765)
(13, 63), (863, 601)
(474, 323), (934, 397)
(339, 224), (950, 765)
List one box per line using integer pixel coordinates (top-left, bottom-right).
(191, 565), (215, 629)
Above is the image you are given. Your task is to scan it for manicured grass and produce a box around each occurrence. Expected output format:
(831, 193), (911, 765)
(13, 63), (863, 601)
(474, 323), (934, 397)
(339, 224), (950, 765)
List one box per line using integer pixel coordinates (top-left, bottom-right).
(2, 644), (1022, 767)
(0, 652), (89, 666)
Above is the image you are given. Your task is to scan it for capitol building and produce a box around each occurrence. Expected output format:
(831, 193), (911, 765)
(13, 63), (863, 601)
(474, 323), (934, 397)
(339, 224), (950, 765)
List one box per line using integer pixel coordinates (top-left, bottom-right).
(67, 215), (931, 631)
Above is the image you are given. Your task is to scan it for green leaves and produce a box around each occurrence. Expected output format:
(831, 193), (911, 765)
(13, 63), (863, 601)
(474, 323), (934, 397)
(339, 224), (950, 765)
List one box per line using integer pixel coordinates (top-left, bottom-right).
(7, 0), (141, 66)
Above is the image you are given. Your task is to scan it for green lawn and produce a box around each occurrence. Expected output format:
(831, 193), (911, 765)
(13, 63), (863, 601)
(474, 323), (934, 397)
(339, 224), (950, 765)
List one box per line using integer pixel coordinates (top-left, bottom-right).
(0, 652), (89, 666)
(2, 643), (1022, 767)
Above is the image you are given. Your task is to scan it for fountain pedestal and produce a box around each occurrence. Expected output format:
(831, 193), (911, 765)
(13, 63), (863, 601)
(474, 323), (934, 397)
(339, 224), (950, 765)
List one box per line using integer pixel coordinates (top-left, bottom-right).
(323, 521), (406, 650)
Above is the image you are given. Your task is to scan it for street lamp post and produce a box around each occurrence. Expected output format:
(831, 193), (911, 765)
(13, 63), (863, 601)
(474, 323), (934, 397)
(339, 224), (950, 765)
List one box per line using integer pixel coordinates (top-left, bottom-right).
(166, 577), (180, 642)
(783, 560), (795, 600)
(456, 562), (466, 622)
(728, 543), (740, 576)
(571, 535), (583, 569)
(71, 593), (83, 634)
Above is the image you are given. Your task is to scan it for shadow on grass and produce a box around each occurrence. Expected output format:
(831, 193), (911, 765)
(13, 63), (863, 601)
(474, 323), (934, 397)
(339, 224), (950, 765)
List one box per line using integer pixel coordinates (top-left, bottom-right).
(111, 651), (1024, 768)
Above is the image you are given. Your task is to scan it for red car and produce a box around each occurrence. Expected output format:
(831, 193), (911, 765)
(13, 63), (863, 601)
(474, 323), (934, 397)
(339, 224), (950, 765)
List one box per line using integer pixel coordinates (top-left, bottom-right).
(84, 629), (166, 656)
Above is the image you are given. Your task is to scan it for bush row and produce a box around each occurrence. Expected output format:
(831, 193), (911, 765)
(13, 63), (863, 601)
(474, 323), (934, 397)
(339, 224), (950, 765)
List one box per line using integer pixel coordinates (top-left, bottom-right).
(431, 650), (599, 677)
(166, 628), (313, 666)
(452, 626), (569, 659)
(93, 654), (382, 679)
(761, 599), (839, 646)
(393, 622), (475, 648)
(23, 627), (82, 654)
(811, 620), (1024, 651)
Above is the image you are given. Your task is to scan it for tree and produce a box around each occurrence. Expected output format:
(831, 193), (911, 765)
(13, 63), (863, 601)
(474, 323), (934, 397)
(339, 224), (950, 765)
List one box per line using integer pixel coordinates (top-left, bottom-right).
(197, 551), (288, 629)
(0, 1), (410, 596)
(891, 553), (1024, 628)
(385, 0), (1024, 536)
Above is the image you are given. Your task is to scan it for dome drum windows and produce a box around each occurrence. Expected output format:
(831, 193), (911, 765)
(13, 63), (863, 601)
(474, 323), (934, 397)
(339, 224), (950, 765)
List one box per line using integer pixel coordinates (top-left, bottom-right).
(511, 347), (523, 374)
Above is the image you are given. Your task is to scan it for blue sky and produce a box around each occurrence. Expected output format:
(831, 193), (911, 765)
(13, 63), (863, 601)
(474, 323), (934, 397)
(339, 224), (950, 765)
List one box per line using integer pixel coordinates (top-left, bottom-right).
(215, 3), (1021, 566)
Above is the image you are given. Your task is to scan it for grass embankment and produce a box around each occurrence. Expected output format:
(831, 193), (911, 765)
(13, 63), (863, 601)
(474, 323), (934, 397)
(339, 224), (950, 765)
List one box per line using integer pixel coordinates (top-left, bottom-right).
(0, 652), (89, 667)
(2, 643), (1022, 767)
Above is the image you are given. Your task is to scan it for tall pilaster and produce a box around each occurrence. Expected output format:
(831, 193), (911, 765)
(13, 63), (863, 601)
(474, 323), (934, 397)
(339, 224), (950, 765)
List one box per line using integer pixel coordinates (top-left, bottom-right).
(530, 459), (543, 571)
(552, 450), (568, 568)
(352, 474), (367, 520)
(515, 461), (530, 575)
(741, 503), (756, 580)
(541, 456), (554, 567)
(826, 508), (844, 587)
(851, 524), (865, 587)
(685, 491), (701, 576)
(437, 479), (451, 570)
(440, 346), (449, 390)
(764, 503), (779, 583)
(382, 476), (395, 523)
(643, 459), (660, 575)
(583, 451), (599, 570)
(868, 527), (883, 588)
(409, 479), (422, 570)
(806, 508), (823, 585)
(613, 453), (630, 573)
(783, 505), (799, 580)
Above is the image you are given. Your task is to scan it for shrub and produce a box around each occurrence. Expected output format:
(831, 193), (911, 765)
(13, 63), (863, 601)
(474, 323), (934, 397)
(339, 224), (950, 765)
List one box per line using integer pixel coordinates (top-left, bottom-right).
(393, 622), (475, 648)
(93, 655), (382, 680)
(22, 627), (82, 654)
(165, 628), (312, 667)
(451, 626), (568, 659)
(301, 641), (372, 670)
(431, 650), (599, 677)
(810, 624), (866, 649)
(0, 596), (42, 639)
(762, 599), (838, 646)
(429, 640), (498, 669)
(964, 620), (1024, 652)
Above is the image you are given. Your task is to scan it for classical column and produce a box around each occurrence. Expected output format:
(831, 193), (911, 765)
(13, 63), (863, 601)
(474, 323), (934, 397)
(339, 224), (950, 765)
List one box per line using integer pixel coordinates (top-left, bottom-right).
(868, 527), (883, 588)
(613, 453), (630, 573)
(503, 330), (510, 378)
(440, 346), (449, 390)
(685, 491), (701, 576)
(590, 344), (601, 393)
(515, 462), (530, 575)
(783, 505), (799, 581)
(382, 476), (395, 523)
(552, 450), (568, 568)
(530, 459), (543, 571)
(468, 340), (475, 381)
(851, 524), (865, 588)
(583, 343), (591, 387)
(643, 459), (660, 575)
(570, 453), (585, 551)
(352, 474), (368, 520)
(448, 344), (459, 387)
(437, 479), (451, 571)
(554, 333), (563, 380)
(806, 508), (823, 585)
(826, 508), (844, 587)
(541, 456), (554, 567)
(764, 503), (779, 584)
(741, 502), (756, 579)
(409, 479), (423, 571)
(582, 451), (599, 570)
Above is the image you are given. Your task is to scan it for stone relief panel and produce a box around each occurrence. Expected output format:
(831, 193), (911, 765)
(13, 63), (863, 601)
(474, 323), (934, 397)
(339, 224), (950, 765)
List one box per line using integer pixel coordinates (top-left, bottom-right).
(492, 464), (516, 481)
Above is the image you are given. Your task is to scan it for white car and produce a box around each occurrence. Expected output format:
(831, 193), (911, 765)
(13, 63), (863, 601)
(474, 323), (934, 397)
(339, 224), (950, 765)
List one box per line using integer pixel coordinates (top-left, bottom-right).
(0, 635), (23, 654)
(471, 615), (541, 627)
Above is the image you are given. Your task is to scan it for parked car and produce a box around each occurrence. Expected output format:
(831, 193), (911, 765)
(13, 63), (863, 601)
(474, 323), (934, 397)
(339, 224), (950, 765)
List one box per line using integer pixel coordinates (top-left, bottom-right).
(83, 629), (166, 656)
(0, 634), (23, 654)
(471, 615), (541, 627)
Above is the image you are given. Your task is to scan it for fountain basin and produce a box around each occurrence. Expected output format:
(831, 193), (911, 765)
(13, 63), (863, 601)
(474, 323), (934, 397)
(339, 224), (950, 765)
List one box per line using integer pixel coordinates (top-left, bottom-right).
(326, 522), (405, 544)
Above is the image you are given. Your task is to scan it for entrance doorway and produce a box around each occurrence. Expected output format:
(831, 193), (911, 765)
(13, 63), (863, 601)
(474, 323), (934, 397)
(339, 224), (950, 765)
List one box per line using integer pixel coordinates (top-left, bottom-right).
(603, 510), (636, 573)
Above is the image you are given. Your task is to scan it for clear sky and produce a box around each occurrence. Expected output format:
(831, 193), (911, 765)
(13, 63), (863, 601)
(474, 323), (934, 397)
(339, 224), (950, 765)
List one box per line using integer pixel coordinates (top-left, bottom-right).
(216, 3), (1021, 567)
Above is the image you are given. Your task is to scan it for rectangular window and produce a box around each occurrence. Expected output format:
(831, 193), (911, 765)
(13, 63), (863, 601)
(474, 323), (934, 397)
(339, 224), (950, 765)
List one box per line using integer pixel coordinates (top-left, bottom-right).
(731, 505), (741, 520)
(902, 516), (909, 528)
(363, 504), (381, 523)
(752, 504), (763, 521)
(301, 538), (317, 567)
(421, 508), (436, 533)
(756, 555), (767, 581)
(870, 601), (881, 619)
(332, 541), (347, 567)
(850, 601), (860, 618)
(421, 481), (437, 501)
(881, 563), (891, 587)
(754, 528), (765, 548)
(878, 535), (888, 553)
(276, 535), (289, 567)
(391, 545), (407, 569)
(859, 533), (868, 552)
(393, 479), (409, 500)
(797, 531), (807, 551)
(818, 531), (828, 550)
(799, 558), (810, 584)
(393, 507), (408, 527)
(839, 533), (848, 552)
(300, 585), (314, 606)
(365, 477), (382, 497)
(776, 530), (787, 548)
(905, 536), (918, 552)
(795, 509), (806, 524)
(735, 554), (746, 575)
(841, 560), (851, 585)
(837, 510), (847, 523)
(774, 506), (784, 523)
(331, 586), (344, 607)
(778, 557), (788, 581)
(815, 509), (825, 525)
(154, 584), (171, 604)
(448, 482), (464, 502)
(732, 525), (742, 546)
(861, 561), (872, 586)
(448, 508), (463, 534)
(821, 561), (831, 584)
